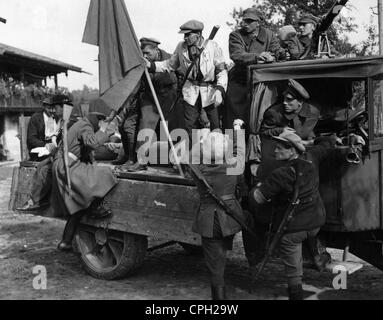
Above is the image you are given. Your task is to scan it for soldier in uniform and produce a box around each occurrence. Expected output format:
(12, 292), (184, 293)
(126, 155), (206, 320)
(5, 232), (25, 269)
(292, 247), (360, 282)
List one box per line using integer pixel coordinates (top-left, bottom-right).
(224, 7), (286, 130)
(183, 120), (246, 300)
(297, 14), (320, 60)
(148, 20), (228, 143)
(243, 79), (320, 269)
(52, 106), (118, 251)
(18, 94), (68, 211)
(249, 131), (364, 299)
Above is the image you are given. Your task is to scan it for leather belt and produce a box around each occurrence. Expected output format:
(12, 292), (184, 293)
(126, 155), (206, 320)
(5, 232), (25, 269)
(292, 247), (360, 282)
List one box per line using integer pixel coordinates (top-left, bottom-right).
(221, 194), (237, 201)
(187, 79), (215, 87)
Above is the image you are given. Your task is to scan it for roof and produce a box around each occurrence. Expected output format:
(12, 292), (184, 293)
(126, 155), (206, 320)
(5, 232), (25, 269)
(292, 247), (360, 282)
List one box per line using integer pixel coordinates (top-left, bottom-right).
(250, 56), (383, 83)
(0, 42), (82, 76)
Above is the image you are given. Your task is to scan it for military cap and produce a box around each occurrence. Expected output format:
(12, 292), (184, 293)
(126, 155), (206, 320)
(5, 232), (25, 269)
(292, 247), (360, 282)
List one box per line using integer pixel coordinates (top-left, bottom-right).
(284, 79), (310, 100)
(273, 130), (306, 153)
(140, 37), (161, 46)
(179, 20), (204, 34)
(43, 94), (72, 106)
(298, 13), (319, 26)
(242, 7), (264, 21)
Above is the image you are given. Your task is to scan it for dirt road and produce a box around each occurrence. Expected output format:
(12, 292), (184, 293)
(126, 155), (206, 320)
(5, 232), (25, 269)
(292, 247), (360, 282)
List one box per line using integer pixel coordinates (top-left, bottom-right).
(0, 165), (382, 300)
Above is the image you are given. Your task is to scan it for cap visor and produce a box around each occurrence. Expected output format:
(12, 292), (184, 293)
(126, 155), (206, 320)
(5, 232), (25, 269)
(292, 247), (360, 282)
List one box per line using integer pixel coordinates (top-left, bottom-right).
(179, 29), (192, 34)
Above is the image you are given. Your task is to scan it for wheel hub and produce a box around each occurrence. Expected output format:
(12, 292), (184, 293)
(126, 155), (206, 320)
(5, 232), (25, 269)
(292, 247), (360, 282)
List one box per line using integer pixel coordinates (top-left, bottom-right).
(95, 229), (108, 246)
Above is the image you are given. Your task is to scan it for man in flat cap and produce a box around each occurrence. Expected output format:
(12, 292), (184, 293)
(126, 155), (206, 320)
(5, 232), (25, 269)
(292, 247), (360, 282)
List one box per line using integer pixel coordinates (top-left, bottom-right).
(242, 79), (320, 269)
(224, 7), (286, 130)
(147, 19), (228, 143)
(18, 94), (67, 211)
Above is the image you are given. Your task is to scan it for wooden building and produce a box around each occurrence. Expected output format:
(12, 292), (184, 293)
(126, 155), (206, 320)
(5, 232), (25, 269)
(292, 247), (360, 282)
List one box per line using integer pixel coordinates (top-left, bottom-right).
(0, 42), (83, 161)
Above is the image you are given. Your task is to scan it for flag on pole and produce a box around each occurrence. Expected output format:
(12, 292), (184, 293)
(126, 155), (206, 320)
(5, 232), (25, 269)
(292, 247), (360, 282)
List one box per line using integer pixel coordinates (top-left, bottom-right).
(82, 0), (145, 111)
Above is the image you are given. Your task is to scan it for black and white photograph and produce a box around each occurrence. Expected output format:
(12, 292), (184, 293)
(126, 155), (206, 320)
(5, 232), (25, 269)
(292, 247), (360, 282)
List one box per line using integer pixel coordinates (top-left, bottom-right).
(0, 0), (383, 305)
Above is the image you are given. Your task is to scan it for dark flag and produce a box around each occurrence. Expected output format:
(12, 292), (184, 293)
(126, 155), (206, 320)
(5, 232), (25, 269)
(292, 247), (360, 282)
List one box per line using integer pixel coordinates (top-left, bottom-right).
(82, 0), (145, 111)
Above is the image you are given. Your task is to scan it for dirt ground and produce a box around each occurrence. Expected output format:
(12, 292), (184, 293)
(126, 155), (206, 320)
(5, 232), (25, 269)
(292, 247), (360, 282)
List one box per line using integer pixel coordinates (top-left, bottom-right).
(0, 164), (382, 300)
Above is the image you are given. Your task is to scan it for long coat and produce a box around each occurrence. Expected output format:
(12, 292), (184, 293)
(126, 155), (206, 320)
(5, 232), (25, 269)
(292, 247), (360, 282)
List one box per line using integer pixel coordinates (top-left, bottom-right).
(224, 27), (285, 129)
(51, 118), (118, 217)
(190, 132), (246, 238)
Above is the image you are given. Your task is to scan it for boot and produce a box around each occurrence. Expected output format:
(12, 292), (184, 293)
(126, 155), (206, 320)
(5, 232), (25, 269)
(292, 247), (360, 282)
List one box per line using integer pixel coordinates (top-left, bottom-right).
(58, 213), (83, 251)
(288, 284), (303, 300)
(211, 286), (227, 300)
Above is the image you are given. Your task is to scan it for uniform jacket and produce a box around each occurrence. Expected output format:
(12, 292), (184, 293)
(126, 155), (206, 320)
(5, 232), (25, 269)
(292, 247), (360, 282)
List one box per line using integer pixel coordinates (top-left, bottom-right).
(190, 131), (246, 238)
(258, 137), (342, 233)
(256, 102), (320, 182)
(261, 102), (320, 140)
(154, 40), (228, 108)
(224, 27), (284, 128)
(51, 118), (118, 217)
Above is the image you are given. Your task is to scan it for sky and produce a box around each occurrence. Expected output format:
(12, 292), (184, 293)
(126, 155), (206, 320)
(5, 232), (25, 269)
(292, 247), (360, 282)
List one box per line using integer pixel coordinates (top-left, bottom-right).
(0, 0), (378, 91)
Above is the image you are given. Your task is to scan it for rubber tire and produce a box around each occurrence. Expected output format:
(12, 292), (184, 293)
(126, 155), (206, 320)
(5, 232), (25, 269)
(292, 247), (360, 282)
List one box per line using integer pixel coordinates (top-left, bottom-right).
(179, 242), (203, 255)
(75, 225), (148, 280)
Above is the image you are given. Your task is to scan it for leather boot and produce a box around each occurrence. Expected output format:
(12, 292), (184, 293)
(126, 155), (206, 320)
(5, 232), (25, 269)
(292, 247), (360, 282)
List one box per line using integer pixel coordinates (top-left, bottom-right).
(306, 236), (331, 272)
(288, 284), (303, 300)
(58, 212), (83, 251)
(211, 286), (227, 300)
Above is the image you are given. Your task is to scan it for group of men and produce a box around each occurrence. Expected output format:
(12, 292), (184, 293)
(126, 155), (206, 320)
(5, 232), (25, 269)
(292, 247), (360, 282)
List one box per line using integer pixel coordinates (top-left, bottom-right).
(18, 7), (361, 301)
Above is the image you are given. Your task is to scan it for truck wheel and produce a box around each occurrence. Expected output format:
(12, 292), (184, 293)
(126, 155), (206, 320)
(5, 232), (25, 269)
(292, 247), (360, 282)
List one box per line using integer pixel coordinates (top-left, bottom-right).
(179, 242), (203, 255)
(75, 225), (147, 280)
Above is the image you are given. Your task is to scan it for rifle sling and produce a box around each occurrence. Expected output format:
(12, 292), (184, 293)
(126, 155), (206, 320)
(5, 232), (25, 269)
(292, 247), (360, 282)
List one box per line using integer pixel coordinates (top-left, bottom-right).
(187, 164), (255, 236)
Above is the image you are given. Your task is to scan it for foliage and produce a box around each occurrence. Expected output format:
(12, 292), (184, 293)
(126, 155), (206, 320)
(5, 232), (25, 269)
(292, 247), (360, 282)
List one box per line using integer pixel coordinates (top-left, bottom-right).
(227, 0), (375, 56)
(70, 85), (99, 107)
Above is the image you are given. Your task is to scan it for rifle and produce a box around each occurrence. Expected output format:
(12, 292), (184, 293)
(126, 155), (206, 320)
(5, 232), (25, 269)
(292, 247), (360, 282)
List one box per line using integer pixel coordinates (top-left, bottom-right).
(250, 161), (302, 291)
(62, 104), (73, 198)
(165, 25), (220, 118)
(187, 163), (257, 238)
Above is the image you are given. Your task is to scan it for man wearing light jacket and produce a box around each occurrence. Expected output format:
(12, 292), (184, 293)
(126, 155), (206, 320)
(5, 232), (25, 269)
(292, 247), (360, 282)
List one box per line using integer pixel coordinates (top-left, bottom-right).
(147, 19), (228, 141)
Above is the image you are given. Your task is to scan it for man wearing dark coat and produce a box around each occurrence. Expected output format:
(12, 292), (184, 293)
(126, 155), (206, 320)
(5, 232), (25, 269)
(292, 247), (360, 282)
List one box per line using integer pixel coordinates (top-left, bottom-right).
(18, 95), (68, 211)
(52, 107), (118, 251)
(115, 37), (178, 171)
(249, 131), (364, 299)
(224, 7), (286, 130)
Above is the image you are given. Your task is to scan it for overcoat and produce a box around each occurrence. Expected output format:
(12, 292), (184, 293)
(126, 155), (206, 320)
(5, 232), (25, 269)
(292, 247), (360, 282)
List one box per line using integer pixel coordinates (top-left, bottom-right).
(51, 118), (118, 217)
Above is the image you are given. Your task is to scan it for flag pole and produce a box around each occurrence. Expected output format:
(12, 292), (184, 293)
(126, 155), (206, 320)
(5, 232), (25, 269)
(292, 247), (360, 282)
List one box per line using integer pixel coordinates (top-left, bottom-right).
(143, 68), (185, 177)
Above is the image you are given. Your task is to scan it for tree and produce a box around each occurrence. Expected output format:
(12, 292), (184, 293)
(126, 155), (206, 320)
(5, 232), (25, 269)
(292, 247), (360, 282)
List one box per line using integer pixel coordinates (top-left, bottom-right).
(227, 0), (359, 55)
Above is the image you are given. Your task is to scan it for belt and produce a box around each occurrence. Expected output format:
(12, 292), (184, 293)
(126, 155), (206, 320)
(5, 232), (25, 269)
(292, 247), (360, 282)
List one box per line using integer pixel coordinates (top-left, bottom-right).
(221, 194), (237, 201)
(68, 152), (78, 162)
(187, 79), (215, 87)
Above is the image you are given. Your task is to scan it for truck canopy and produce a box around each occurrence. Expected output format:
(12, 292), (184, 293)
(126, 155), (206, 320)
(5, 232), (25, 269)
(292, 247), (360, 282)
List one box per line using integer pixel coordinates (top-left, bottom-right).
(250, 56), (383, 83)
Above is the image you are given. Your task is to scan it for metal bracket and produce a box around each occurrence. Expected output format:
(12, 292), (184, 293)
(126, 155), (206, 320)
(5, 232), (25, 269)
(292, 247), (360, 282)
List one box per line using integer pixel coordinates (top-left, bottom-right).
(315, 33), (335, 59)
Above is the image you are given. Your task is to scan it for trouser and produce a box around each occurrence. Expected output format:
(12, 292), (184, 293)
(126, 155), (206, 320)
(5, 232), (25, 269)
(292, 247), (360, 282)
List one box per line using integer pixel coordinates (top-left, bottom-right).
(184, 95), (220, 141)
(119, 110), (138, 163)
(31, 160), (52, 204)
(278, 228), (320, 287)
(201, 212), (234, 287)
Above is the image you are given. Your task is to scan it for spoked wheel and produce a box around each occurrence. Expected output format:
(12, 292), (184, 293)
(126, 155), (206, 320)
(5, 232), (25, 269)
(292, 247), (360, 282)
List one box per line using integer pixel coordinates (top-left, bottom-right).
(75, 225), (148, 280)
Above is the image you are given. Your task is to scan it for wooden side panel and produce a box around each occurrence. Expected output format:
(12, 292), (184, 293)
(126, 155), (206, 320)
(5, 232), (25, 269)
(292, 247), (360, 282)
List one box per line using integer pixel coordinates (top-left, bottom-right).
(82, 179), (201, 245)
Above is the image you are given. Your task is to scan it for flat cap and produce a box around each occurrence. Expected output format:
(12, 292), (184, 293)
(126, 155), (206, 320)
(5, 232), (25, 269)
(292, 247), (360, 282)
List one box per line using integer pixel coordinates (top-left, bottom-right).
(140, 37), (161, 46)
(242, 7), (264, 21)
(284, 79), (310, 100)
(273, 131), (306, 153)
(43, 94), (72, 106)
(298, 13), (319, 25)
(179, 20), (204, 34)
